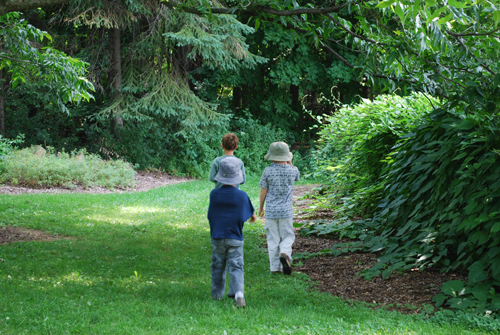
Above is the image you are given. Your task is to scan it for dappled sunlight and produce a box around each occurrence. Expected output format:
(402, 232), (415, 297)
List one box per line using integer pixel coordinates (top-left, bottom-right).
(119, 206), (174, 215)
(11, 269), (205, 296)
(80, 205), (200, 226)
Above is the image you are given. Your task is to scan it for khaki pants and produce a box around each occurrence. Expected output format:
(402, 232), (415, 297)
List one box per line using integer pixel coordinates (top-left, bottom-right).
(265, 217), (295, 272)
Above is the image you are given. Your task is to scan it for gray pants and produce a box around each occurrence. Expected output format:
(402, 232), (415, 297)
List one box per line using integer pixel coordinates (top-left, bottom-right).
(211, 238), (244, 299)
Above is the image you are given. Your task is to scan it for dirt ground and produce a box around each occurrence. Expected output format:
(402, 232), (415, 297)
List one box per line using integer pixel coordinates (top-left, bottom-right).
(0, 175), (464, 313)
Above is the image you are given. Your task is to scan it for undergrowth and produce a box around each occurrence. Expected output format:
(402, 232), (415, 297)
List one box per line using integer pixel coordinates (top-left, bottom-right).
(0, 147), (136, 189)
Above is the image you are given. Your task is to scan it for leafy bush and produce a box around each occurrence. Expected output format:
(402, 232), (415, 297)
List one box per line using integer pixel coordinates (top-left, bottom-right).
(0, 134), (25, 174)
(0, 148), (136, 189)
(423, 309), (500, 333)
(310, 93), (439, 215)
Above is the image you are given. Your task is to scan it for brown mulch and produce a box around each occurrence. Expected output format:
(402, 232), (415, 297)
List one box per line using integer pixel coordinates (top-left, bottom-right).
(0, 226), (63, 245)
(0, 178), (465, 313)
(291, 185), (467, 314)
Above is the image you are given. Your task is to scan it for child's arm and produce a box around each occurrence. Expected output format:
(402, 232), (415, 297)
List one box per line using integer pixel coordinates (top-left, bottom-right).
(258, 188), (267, 216)
(240, 163), (247, 185)
(208, 160), (218, 183)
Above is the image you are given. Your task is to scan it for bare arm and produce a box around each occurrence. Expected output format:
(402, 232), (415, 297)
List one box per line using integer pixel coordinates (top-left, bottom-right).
(259, 188), (268, 217)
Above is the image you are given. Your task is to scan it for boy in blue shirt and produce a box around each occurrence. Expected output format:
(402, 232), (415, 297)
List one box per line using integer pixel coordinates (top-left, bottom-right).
(209, 133), (246, 189)
(207, 156), (256, 307)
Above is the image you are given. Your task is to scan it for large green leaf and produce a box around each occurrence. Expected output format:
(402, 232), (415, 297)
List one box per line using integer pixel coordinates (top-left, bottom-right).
(441, 280), (464, 297)
(468, 261), (489, 283)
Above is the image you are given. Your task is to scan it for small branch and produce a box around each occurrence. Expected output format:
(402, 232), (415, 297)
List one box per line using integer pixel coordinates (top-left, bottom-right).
(325, 13), (382, 45)
(421, 92), (438, 110)
(447, 27), (500, 37)
(321, 43), (354, 69)
(0, 54), (30, 63)
(447, 31), (496, 75)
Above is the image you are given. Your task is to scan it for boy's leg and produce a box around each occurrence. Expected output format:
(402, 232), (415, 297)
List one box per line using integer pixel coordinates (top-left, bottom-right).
(226, 239), (244, 298)
(211, 239), (227, 299)
(277, 217), (295, 263)
(265, 218), (282, 272)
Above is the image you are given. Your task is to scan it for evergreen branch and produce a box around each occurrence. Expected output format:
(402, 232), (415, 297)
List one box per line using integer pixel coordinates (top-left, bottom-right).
(162, 0), (355, 16)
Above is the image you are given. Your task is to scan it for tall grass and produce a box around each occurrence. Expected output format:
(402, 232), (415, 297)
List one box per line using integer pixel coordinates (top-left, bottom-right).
(0, 177), (493, 334)
(0, 148), (135, 189)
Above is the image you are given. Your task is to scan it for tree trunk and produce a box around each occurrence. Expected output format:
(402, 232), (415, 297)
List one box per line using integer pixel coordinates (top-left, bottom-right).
(241, 84), (248, 111)
(109, 27), (123, 136)
(290, 84), (300, 115)
(0, 69), (4, 137)
(232, 87), (241, 115)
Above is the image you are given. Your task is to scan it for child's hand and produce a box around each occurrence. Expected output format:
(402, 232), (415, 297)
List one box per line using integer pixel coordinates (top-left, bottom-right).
(258, 208), (265, 217)
(249, 214), (257, 223)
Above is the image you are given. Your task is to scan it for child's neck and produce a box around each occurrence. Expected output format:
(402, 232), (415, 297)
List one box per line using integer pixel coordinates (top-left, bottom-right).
(223, 150), (235, 156)
(272, 161), (287, 165)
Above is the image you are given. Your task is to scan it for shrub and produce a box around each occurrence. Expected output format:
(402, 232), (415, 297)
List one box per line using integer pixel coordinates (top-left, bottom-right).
(310, 92), (439, 215)
(0, 134), (24, 175)
(0, 148), (136, 189)
(324, 108), (500, 314)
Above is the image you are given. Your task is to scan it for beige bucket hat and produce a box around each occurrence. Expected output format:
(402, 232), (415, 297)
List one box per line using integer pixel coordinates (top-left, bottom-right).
(264, 142), (293, 161)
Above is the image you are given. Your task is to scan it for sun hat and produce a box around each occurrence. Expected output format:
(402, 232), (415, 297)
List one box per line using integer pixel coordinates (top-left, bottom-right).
(214, 156), (244, 185)
(264, 142), (293, 161)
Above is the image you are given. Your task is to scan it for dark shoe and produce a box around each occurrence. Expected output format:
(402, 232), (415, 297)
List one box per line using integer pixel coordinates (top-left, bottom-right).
(271, 271), (282, 275)
(280, 253), (292, 275)
(227, 293), (235, 298)
(235, 297), (246, 308)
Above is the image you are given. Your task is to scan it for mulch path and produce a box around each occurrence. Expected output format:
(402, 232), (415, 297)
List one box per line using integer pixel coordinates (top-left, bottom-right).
(291, 185), (467, 314)
(0, 177), (467, 313)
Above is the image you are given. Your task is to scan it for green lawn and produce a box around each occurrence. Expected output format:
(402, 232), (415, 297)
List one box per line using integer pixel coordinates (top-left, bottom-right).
(0, 177), (492, 334)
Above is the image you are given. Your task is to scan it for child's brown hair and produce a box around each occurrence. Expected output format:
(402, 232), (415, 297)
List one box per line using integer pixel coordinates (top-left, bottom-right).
(222, 133), (239, 151)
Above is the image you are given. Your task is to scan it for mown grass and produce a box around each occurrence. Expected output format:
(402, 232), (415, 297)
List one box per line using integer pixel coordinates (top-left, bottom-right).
(0, 177), (493, 334)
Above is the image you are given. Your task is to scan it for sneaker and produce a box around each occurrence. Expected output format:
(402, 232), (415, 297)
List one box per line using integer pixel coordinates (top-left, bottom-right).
(235, 297), (246, 308)
(280, 253), (292, 275)
(235, 291), (245, 308)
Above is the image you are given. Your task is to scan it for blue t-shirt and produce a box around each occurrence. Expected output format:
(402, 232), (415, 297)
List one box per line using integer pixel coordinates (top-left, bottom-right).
(207, 185), (255, 240)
